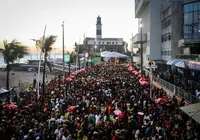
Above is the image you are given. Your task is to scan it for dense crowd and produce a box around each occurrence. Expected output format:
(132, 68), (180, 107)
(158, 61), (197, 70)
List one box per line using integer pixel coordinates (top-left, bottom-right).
(0, 63), (199, 140)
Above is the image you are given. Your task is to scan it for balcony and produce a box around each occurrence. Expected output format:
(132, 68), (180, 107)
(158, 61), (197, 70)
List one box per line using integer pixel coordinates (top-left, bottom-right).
(161, 0), (183, 11)
(135, 0), (149, 18)
(132, 33), (147, 44)
(175, 54), (200, 61)
(178, 39), (200, 47)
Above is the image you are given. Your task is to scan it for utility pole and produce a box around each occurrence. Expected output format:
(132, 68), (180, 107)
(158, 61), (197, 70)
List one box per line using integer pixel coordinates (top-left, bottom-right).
(140, 19), (143, 75)
(62, 21), (65, 78)
(40, 25), (47, 98)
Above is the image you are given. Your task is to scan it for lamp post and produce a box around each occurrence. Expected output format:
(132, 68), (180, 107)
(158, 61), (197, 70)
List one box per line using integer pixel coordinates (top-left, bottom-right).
(147, 60), (157, 99)
(140, 19), (143, 75)
(62, 21), (65, 78)
(95, 45), (97, 55)
(131, 33), (134, 63)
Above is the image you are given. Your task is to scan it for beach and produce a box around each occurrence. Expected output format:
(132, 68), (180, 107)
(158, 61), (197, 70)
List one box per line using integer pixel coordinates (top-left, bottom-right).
(0, 70), (55, 90)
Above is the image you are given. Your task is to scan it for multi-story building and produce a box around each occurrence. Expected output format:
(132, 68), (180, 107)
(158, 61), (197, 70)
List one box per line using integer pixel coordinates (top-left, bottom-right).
(77, 16), (128, 54)
(161, 0), (182, 61)
(133, 0), (183, 66)
(178, 0), (200, 57)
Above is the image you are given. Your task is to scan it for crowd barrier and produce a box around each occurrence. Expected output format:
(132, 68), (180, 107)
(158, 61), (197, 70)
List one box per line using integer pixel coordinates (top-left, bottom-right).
(153, 75), (200, 104)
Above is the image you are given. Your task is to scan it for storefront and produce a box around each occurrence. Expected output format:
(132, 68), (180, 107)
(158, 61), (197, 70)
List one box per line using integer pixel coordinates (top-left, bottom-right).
(166, 59), (200, 88)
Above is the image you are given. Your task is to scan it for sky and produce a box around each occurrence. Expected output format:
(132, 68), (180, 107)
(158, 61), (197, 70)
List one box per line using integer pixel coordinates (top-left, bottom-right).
(0, 0), (138, 54)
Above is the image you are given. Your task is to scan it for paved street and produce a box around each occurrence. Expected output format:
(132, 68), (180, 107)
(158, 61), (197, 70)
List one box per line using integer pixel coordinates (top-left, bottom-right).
(0, 70), (55, 90)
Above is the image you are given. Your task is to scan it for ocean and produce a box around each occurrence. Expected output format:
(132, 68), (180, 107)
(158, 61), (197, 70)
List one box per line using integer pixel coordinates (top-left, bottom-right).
(0, 54), (64, 64)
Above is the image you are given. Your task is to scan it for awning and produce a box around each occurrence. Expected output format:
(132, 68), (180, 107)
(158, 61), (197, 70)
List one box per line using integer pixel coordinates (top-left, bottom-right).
(175, 60), (186, 68)
(180, 102), (200, 124)
(166, 59), (182, 65)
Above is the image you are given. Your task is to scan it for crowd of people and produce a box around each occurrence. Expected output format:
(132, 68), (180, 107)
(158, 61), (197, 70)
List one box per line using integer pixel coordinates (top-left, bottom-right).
(0, 63), (199, 140)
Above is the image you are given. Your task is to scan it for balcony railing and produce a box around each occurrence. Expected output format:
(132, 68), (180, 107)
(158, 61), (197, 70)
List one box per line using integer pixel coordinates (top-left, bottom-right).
(175, 54), (200, 61)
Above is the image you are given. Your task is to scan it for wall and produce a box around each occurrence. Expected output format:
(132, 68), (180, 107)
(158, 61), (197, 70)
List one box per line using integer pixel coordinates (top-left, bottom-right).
(149, 0), (165, 61)
(171, 4), (182, 59)
(139, 4), (150, 66)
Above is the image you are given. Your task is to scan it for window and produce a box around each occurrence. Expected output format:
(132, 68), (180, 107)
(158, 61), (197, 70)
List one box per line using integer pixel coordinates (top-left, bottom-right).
(112, 42), (114, 44)
(183, 2), (200, 39)
(116, 42), (118, 45)
(102, 42), (104, 44)
(188, 3), (193, 13)
(168, 34), (171, 40)
(99, 42), (100, 44)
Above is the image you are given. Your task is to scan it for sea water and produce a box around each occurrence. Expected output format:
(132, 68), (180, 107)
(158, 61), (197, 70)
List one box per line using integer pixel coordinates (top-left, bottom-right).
(0, 54), (63, 64)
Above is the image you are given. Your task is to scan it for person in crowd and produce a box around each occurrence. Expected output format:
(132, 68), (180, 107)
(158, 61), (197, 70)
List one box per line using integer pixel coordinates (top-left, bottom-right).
(0, 63), (199, 140)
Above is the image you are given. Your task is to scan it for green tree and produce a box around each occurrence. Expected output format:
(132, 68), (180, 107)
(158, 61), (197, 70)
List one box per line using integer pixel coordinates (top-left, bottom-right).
(0, 40), (29, 89)
(42, 35), (57, 93)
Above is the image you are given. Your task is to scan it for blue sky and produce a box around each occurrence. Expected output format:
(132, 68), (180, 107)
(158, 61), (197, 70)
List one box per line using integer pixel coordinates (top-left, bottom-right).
(0, 0), (138, 53)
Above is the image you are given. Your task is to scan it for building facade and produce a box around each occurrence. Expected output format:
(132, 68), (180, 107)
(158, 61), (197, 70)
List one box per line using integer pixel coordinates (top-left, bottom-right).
(133, 0), (184, 66)
(133, 0), (166, 66)
(161, 0), (182, 61)
(78, 16), (127, 54)
(179, 0), (200, 56)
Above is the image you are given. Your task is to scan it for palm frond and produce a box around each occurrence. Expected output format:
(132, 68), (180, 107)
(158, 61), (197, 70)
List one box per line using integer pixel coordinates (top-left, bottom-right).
(43, 35), (57, 53)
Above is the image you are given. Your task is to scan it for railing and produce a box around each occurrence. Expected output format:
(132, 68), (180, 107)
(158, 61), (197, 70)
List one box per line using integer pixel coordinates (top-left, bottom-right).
(153, 76), (200, 104)
(175, 54), (200, 61)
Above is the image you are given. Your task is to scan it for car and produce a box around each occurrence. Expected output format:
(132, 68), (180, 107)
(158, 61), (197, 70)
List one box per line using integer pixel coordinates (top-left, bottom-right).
(28, 68), (36, 72)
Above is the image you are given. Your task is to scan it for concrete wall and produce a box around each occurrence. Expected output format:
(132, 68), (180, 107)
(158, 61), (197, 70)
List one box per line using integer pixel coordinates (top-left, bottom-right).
(171, 4), (182, 58)
(139, 4), (150, 66)
(149, 0), (165, 61)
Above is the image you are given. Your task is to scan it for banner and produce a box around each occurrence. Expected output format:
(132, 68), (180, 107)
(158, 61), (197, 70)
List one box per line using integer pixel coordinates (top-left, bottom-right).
(64, 54), (70, 63)
(186, 61), (200, 71)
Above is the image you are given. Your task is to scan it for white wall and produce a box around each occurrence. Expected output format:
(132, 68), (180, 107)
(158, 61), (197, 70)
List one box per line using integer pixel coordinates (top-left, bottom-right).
(149, 0), (165, 61)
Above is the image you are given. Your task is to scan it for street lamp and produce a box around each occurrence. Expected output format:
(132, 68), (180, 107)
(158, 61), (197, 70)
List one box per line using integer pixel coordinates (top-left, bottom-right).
(131, 33), (134, 63)
(140, 19), (143, 75)
(95, 45), (97, 54)
(147, 60), (157, 99)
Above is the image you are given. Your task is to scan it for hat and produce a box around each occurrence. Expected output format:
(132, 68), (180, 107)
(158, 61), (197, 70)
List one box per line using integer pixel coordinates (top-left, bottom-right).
(115, 129), (121, 135)
(93, 131), (98, 135)
(29, 129), (33, 133)
(24, 135), (28, 139)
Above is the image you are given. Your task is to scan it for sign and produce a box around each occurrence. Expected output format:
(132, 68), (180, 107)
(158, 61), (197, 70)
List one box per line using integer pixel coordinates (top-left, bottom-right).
(64, 54), (70, 63)
(186, 61), (200, 71)
(84, 52), (89, 58)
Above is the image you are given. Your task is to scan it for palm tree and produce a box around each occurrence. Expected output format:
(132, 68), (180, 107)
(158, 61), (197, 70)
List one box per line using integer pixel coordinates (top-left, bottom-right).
(42, 35), (57, 93)
(0, 39), (29, 89)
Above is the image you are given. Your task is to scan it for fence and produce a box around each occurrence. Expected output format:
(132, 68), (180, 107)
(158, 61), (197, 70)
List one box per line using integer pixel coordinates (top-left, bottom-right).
(132, 64), (200, 103)
(153, 75), (200, 104)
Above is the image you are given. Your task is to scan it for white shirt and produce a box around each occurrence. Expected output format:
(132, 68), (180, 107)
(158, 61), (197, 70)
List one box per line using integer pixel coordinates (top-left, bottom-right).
(95, 114), (101, 124)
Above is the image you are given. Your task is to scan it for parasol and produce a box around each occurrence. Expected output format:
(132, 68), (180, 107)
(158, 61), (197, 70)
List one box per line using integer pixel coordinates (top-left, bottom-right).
(4, 103), (18, 111)
(114, 110), (122, 116)
(155, 98), (168, 104)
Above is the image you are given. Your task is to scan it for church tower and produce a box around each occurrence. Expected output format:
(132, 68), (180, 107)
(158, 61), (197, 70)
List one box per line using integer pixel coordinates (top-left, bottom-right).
(96, 16), (102, 39)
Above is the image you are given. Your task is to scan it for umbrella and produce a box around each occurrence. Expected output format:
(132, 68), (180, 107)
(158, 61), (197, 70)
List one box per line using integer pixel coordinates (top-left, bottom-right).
(137, 112), (144, 117)
(68, 106), (76, 114)
(139, 81), (150, 86)
(70, 75), (75, 79)
(128, 66), (135, 71)
(66, 77), (72, 81)
(114, 110), (122, 116)
(4, 103), (18, 111)
(134, 71), (140, 76)
(155, 98), (168, 104)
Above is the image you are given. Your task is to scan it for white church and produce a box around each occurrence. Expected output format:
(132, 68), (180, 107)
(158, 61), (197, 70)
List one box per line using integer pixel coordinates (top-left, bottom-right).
(78, 16), (128, 54)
